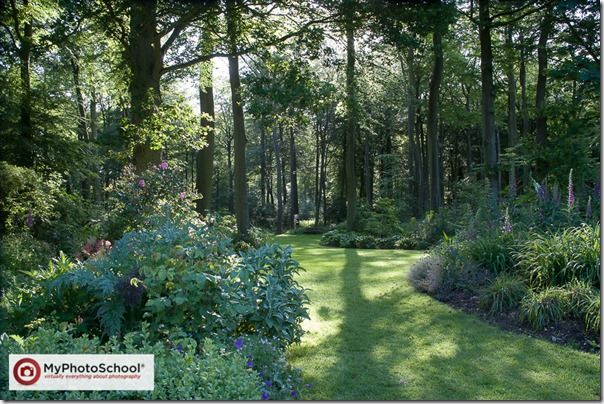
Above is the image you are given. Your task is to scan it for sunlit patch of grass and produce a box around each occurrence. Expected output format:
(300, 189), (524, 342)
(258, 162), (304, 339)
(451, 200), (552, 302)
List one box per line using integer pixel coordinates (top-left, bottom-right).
(277, 234), (601, 400)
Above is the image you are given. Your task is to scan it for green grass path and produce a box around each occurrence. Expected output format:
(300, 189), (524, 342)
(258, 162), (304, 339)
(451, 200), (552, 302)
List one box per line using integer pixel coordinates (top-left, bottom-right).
(276, 234), (601, 400)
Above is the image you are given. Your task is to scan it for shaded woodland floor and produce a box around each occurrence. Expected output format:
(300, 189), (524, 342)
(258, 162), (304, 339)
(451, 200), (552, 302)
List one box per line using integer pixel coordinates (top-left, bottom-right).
(278, 235), (600, 400)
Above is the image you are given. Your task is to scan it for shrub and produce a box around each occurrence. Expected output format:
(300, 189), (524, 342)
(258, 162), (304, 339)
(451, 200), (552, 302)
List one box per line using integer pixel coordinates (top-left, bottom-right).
(480, 273), (527, 313)
(48, 215), (309, 347)
(357, 198), (402, 238)
(520, 288), (568, 330)
(408, 255), (443, 294)
(0, 232), (53, 294)
(463, 231), (518, 274)
(580, 292), (600, 333)
(0, 325), (260, 400)
(103, 163), (198, 240)
(230, 334), (305, 400)
(515, 224), (600, 289)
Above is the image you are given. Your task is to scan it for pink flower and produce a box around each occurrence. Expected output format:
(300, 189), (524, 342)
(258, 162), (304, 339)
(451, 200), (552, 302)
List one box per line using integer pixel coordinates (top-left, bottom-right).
(138, 179), (146, 188)
(159, 161), (169, 170)
(178, 192), (186, 200)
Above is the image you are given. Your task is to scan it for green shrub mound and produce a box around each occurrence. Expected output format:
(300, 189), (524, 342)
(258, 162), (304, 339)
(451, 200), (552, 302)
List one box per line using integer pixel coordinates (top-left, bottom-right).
(320, 229), (428, 250)
(0, 326), (260, 400)
(480, 273), (527, 314)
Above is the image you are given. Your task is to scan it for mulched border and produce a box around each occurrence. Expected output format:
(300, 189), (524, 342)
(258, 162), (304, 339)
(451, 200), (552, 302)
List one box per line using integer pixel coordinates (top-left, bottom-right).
(435, 289), (600, 354)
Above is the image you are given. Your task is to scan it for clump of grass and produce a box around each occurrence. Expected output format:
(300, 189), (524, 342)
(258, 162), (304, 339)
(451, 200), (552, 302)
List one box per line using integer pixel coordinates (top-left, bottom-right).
(520, 287), (568, 330)
(408, 255), (443, 294)
(480, 273), (527, 313)
(515, 225), (600, 289)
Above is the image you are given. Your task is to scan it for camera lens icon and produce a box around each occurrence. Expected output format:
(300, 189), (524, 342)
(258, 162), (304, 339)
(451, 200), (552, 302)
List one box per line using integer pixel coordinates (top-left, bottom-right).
(13, 358), (41, 385)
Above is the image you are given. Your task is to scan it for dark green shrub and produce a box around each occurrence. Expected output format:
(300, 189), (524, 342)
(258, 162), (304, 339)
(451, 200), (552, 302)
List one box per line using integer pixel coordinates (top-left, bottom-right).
(358, 198), (402, 238)
(520, 288), (568, 330)
(480, 273), (527, 313)
(515, 224), (600, 288)
(0, 325), (260, 400)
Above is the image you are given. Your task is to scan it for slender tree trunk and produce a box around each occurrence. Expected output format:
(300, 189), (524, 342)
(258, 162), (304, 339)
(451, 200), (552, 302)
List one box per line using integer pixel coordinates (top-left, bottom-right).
(535, 10), (553, 175)
(279, 125), (287, 206)
(314, 117), (321, 226)
(260, 123), (267, 208)
(90, 90), (102, 203)
(15, 0), (33, 167)
(289, 127), (299, 225)
(227, 138), (234, 213)
(427, 25), (444, 211)
(478, 0), (499, 211)
(272, 126), (284, 233)
(196, 57), (215, 215)
(505, 26), (518, 198)
(344, 9), (357, 230)
(519, 31), (530, 191)
(226, 0), (249, 235)
(129, 0), (162, 172)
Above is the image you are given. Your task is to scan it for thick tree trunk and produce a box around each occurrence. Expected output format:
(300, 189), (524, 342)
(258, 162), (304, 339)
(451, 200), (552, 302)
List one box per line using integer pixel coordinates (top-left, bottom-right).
(427, 27), (443, 211)
(272, 126), (284, 233)
(344, 12), (357, 230)
(289, 127), (299, 225)
(478, 0), (499, 210)
(196, 58), (215, 215)
(505, 26), (518, 198)
(129, 0), (163, 172)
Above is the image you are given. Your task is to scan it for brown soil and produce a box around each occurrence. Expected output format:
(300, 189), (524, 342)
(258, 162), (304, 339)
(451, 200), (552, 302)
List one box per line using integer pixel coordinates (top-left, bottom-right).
(435, 289), (600, 354)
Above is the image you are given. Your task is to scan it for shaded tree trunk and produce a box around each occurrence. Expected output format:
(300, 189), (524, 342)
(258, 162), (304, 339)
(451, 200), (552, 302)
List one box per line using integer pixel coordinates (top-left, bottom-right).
(427, 26), (444, 211)
(478, 0), (499, 211)
(289, 127), (299, 225)
(344, 9), (357, 230)
(260, 123), (267, 208)
(272, 126), (284, 233)
(196, 57), (215, 215)
(535, 10), (553, 175)
(129, 0), (163, 172)
(505, 26), (518, 198)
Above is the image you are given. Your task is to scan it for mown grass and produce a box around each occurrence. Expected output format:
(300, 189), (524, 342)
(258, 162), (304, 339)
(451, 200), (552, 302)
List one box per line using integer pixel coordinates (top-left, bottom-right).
(276, 234), (601, 400)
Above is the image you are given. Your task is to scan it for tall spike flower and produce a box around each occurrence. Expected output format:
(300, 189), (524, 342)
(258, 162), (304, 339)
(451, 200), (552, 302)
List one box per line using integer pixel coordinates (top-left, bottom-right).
(502, 207), (512, 233)
(568, 169), (575, 209)
(586, 195), (592, 219)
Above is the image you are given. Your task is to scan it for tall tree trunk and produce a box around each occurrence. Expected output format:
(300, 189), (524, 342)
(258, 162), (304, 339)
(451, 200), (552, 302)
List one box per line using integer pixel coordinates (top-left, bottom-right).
(289, 127), (299, 225)
(478, 0), (499, 211)
(505, 26), (518, 198)
(90, 89), (102, 203)
(404, 47), (422, 217)
(519, 31), (530, 191)
(227, 138), (234, 213)
(535, 10), (553, 174)
(314, 117), (321, 226)
(70, 53), (90, 198)
(362, 132), (372, 204)
(196, 56), (215, 215)
(279, 125), (287, 206)
(344, 8), (357, 230)
(226, 0), (249, 235)
(129, 0), (162, 172)
(14, 0), (33, 167)
(272, 126), (284, 233)
(260, 123), (268, 208)
(427, 25), (444, 211)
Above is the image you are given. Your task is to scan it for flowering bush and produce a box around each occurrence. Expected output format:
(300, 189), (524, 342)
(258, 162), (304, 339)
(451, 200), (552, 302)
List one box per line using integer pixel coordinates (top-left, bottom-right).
(103, 162), (198, 240)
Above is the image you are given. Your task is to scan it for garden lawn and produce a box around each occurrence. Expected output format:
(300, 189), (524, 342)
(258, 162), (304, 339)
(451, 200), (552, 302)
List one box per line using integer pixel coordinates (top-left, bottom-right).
(276, 234), (601, 400)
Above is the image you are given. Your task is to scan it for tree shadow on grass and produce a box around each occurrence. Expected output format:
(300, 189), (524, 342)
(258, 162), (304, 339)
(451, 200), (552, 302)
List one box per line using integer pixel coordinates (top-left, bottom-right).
(292, 246), (600, 400)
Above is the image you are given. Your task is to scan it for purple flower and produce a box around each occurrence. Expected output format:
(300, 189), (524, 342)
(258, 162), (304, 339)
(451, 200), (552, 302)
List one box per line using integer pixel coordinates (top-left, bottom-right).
(246, 359), (254, 368)
(258, 370), (264, 378)
(502, 208), (512, 234)
(261, 391), (270, 400)
(25, 212), (33, 228)
(234, 337), (244, 351)
(264, 380), (272, 387)
(138, 179), (146, 189)
(178, 192), (186, 200)
(159, 161), (169, 170)
(568, 169), (575, 209)
(291, 390), (297, 398)
(176, 343), (183, 353)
